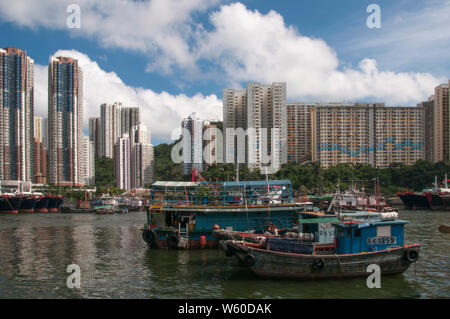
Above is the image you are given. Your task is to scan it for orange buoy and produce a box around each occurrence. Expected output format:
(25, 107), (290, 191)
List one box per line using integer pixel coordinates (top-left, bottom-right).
(213, 224), (220, 230)
(200, 236), (206, 248)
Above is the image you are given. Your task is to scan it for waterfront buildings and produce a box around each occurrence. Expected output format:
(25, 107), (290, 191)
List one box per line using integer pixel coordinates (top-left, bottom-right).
(34, 116), (48, 149)
(223, 82), (287, 173)
(433, 83), (450, 163)
(121, 107), (140, 136)
(287, 103), (313, 164)
(203, 121), (219, 168)
(99, 102), (122, 159)
(34, 137), (47, 184)
(81, 135), (95, 186)
(0, 47), (34, 182)
(131, 122), (153, 189)
(311, 103), (424, 168)
(48, 56), (84, 186)
(115, 133), (131, 190)
(419, 96), (435, 162)
(89, 117), (100, 159)
(181, 112), (204, 175)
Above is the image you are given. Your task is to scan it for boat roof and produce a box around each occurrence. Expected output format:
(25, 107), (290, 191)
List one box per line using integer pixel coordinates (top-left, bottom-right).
(298, 217), (340, 224)
(152, 181), (200, 187)
(223, 180), (291, 187)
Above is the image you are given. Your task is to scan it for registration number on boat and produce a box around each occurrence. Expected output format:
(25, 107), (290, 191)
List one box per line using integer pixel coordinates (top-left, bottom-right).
(367, 236), (396, 245)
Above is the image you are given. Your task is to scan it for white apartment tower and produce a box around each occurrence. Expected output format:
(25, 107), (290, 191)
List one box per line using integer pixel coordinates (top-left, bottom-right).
(115, 133), (131, 190)
(100, 102), (122, 158)
(181, 112), (204, 175)
(223, 82), (287, 173)
(131, 122), (153, 188)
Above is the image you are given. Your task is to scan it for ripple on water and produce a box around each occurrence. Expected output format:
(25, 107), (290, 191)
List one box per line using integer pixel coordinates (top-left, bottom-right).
(0, 210), (448, 298)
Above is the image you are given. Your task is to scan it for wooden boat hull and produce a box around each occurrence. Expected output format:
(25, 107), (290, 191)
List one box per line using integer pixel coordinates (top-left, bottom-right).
(438, 224), (450, 234)
(226, 242), (420, 279)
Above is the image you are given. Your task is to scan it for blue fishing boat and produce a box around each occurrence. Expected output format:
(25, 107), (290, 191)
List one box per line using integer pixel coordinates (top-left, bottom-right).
(142, 180), (305, 249)
(222, 211), (420, 279)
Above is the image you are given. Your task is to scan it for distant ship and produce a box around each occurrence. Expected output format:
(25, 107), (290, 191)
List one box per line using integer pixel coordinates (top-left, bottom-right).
(398, 175), (450, 210)
(47, 195), (64, 213)
(0, 193), (22, 214)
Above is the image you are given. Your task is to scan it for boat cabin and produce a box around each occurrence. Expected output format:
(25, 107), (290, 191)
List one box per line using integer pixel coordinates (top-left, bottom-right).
(335, 219), (408, 254)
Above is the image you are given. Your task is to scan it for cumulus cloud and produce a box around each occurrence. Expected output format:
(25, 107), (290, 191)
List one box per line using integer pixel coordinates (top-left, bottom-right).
(1, 0), (445, 107)
(34, 50), (222, 142)
(195, 3), (442, 104)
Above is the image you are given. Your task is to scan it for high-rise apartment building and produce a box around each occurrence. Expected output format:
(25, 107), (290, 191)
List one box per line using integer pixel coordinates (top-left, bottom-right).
(48, 56), (84, 186)
(420, 96), (435, 162)
(121, 107), (140, 136)
(223, 82), (287, 173)
(223, 88), (247, 165)
(434, 83), (450, 162)
(203, 121), (218, 167)
(100, 101), (122, 158)
(34, 137), (47, 184)
(130, 122), (153, 189)
(34, 116), (48, 149)
(81, 135), (95, 186)
(0, 47), (34, 182)
(115, 133), (131, 190)
(311, 103), (424, 168)
(181, 112), (204, 175)
(287, 103), (313, 163)
(88, 117), (100, 159)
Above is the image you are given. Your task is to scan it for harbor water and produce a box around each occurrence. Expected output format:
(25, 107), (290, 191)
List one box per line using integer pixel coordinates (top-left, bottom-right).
(0, 210), (448, 299)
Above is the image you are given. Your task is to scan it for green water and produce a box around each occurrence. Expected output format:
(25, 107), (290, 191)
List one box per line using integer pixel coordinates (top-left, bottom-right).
(0, 210), (448, 298)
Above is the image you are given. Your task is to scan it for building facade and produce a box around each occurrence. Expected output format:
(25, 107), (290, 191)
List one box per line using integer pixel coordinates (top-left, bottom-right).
(88, 117), (100, 159)
(0, 47), (34, 182)
(100, 101), (122, 159)
(181, 112), (204, 175)
(48, 56), (84, 186)
(223, 82), (287, 173)
(121, 107), (140, 136)
(34, 137), (47, 184)
(115, 133), (131, 190)
(287, 103), (313, 164)
(311, 103), (424, 168)
(433, 83), (450, 162)
(130, 122), (153, 189)
(81, 135), (95, 186)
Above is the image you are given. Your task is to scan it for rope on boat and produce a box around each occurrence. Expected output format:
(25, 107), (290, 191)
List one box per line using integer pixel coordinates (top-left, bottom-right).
(334, 254), (345, 273)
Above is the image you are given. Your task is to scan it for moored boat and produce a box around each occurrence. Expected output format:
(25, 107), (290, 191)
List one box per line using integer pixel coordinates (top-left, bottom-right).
(0, 193), (22, 214)
(18, 192), (40, 213)
(220, 211), (420, 279)
(142, 180), (304, 249)
(47, 195), (64, 213)
(34, 195), (50, 213)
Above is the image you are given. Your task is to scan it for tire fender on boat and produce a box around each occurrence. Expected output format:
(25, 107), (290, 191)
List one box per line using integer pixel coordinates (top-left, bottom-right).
(404, 249), (419, 262)
(142, 229), (158, 248)
(312, 257), (325, 270)
(167, 232), (180, 248)
(219, 240), (234, 257)
(243, 254), (256, 267)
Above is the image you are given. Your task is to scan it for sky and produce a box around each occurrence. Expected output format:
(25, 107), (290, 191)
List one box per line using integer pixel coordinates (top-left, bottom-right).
(0, 0), (449, 145)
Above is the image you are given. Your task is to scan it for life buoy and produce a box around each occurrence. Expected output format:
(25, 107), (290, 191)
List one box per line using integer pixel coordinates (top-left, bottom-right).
(167, 232), (180, 248)
(243, 254), (256, 266)
(142, 229), (157, 248)
(404, 249), (419, 262)
(312, 258), (325, 270)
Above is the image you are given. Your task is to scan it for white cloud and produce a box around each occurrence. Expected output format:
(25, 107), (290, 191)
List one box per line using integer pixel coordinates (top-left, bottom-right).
(1, 0), (445, 106)
(195, 3), (443, 105)
(34, 50), (222, 142)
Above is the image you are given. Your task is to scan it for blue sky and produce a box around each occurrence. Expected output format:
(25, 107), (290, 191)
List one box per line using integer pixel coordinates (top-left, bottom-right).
(0, 0), (448, 144)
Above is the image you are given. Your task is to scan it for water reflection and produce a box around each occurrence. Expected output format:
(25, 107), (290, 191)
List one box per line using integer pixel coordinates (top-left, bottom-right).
(0, 211), (448, 298)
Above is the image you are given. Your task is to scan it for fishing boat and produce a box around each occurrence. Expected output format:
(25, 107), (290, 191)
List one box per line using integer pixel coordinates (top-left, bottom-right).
(398, 175), (450, 210)
(34, 195), (50, 213)
(142, 180), (306, 249)
(47, 195), (64, 213)
(0, 193), (22, 214)
(438, 224), (450, 234)
(220, 211), (420, 279)
(18, 192), (40, 213)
